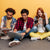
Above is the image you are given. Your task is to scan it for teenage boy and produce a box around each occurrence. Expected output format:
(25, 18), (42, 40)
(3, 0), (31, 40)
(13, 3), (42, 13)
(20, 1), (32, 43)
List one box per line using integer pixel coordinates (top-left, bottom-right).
(1, 8), (16, 29)
(0, 8), (16, 39)
(9, 9), (34, 47)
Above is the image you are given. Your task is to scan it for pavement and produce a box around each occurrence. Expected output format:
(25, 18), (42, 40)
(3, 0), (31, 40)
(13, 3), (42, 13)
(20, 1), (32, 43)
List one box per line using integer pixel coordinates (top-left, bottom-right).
(0, 38), (50, 50)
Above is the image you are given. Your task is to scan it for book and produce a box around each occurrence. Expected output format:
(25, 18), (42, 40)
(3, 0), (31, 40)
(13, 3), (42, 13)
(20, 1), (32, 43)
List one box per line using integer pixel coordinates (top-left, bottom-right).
(7, 31), (23, 40)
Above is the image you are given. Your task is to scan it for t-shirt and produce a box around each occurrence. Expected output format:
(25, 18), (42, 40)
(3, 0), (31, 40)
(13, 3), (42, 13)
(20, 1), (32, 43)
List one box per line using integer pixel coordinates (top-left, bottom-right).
(23, 22), (27, 30)
(6, 19), (12, 29)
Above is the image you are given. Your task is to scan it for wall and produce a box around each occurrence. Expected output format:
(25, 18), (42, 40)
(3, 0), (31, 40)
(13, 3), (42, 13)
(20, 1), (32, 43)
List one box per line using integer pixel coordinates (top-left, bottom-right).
(0, 0), (50, 23)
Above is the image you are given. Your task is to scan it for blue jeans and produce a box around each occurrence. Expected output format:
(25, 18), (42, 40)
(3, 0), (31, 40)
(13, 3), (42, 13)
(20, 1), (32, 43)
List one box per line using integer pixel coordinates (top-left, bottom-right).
(14, 26), (38, 41)
(46, 24), (50, 31)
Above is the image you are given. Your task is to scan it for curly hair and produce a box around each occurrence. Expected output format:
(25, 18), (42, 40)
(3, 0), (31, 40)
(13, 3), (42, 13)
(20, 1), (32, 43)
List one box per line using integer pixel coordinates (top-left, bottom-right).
(5, 8), (16, 15)
(21, 9), (29, 15)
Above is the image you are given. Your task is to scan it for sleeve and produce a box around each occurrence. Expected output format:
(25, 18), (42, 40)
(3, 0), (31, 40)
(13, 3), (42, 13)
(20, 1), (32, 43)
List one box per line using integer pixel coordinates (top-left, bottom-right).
(44, 13), (47, 18)
(12, 19), (17, 29)
(44, 13), (48, 24)
(14, 19), (20, 30)
(14, 19), (17, 24)
(29, 19), (34, 29)
(48, 18), (50, 24)
(33, 17), (38, 25)
(1, 17), (4, 28)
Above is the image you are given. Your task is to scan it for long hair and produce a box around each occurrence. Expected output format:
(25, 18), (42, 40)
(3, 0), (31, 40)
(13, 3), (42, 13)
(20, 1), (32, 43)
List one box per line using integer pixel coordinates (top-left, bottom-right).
(36, 8), (45, 19)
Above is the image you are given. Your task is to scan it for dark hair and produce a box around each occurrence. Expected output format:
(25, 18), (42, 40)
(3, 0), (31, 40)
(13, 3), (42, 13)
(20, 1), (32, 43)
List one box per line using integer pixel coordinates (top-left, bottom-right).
(5, 8), (16, 15)
(21, 9), (29, 15)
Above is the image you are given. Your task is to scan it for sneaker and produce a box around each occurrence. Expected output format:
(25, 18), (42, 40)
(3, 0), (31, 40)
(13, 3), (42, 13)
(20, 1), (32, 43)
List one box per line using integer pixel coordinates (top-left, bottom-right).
(9, 40), (20, 47)
(31, 37), (40, 41)
(47, 37), (50, 40)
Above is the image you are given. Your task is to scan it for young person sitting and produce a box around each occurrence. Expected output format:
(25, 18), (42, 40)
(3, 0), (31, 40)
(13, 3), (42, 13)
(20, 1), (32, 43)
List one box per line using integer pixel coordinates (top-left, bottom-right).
(0, 8), (17, 40)
(30, 8), (50, 40)
(9, 9), (34, 47)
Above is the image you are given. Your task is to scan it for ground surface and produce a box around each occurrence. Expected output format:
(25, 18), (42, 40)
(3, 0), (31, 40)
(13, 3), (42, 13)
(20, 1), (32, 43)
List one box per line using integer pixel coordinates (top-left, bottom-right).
(0, 38), (50, 50)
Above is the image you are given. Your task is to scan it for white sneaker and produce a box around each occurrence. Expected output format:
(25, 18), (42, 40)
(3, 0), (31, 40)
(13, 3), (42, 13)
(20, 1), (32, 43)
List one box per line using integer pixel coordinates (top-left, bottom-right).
(31, 37), (40, 41)
(9, 40), (20, 47)
(1, 35), (10, 40)
(47, 37), (50, 40)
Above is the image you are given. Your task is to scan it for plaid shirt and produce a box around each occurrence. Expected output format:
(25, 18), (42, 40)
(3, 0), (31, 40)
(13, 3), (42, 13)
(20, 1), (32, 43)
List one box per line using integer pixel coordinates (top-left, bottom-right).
(14, 17), (34, 31)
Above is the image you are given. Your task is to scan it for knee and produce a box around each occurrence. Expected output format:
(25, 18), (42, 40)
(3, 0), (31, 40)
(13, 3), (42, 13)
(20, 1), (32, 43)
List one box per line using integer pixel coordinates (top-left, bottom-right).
(32, 26), (38, 33)
(29, 32), (34, 37)
(32, 26), (37, 29)
(46, 24), (50, 31)
(46, 24), (50, 29)
(46, 24), (50, 28)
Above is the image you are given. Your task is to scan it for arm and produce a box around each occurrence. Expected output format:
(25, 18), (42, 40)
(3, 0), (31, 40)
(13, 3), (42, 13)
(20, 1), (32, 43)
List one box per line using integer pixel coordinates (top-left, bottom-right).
(34, 23), (39, 26)
(13, 19), (20, 32)
(25, 28), (31, 33)
(1, 17), (8, 34)
(21, 19), (34, 36)
(44, 13), (48, 24)
(34, 17), (39, 26)
(21, 28), (31, 36)
(1, 17), (4, 28)
(13, 29), (17, 32)
(25, 19), (34, 33)
(13, 22), (31, 36)
(12, 19), (17, 30)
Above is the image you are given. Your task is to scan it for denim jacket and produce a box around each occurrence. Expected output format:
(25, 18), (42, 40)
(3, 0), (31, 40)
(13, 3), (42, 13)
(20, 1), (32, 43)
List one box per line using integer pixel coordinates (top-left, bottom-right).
(1, 16), (17, 29)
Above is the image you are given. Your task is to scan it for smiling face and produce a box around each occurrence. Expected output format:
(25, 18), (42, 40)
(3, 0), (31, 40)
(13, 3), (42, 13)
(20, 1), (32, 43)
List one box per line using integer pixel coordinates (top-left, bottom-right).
(21, 13), (28, 21)
(38, 10), (43, 17)
(21, 9), (29, 21)
(36, 8), (45, 20)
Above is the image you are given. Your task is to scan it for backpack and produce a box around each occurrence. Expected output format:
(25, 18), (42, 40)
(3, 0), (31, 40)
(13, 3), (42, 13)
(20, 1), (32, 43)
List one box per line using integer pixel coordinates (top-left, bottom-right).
(49, 18), (50, 24)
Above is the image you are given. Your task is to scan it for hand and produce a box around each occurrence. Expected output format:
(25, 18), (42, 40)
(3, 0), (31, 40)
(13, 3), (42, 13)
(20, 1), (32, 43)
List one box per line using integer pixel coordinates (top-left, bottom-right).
(21, 33), (26, 36)
(38, 21), (41, 24)
(2, 30), (7, 34)
(13, 30), (16, 33)
(13, 29), (17, 33)
(44, 13), (47, 16)
(38, 20), (43, 24)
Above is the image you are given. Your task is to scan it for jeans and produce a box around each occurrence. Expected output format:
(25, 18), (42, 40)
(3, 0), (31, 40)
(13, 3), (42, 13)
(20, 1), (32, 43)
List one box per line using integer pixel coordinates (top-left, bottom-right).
(46, 24), (50, 31)
(14, 26), (38, 41)
(31, 26), (38, 33)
